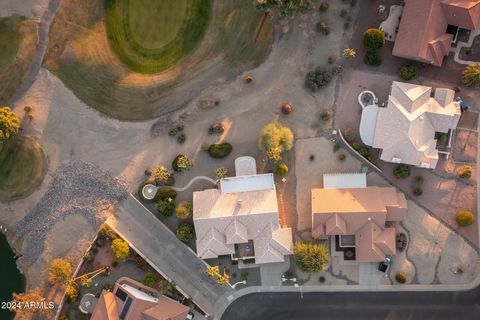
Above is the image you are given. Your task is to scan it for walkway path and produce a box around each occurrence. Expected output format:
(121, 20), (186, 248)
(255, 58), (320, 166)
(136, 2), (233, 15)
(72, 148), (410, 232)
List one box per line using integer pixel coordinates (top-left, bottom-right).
(170, 176), (216, 192)
(107, 194), (232, 315)
(8, 0), (61, 105)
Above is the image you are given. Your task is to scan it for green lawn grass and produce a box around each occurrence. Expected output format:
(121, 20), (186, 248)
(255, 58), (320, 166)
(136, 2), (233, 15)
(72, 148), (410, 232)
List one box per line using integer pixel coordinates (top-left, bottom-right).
(0, 17), (21, 70)
(0, 137), (47, 201)
(105, 0), (211, 73)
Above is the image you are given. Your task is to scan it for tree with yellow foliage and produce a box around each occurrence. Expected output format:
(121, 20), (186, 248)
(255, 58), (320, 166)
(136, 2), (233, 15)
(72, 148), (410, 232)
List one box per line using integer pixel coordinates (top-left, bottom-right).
(9, 288), (52, 318)
(0, 106), (20, 141)
(111, 238), (130, 261)
(48, 258), (73, 285)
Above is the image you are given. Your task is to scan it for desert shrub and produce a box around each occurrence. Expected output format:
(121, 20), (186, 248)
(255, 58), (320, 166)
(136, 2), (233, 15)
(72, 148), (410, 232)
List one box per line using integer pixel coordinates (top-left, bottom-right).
(294, 242), (329, 272)
(333, 142), (341, 152)
(172, 155), (193, 172)
(215, 167), (229, 180)
(413, 187), (423, 196)
(364, 52), (382, 66)
(319, 276), (326, 283)
(399, 64), (417, 80)
(305, 67), (333, 91)
(338, 153), (346, 161)
(274, 163), (289, 176)
(393, 164), (411, 179)
(48, 259), (73, 285)
(154, 188), (177, 202)
(258, 122), (294, 161)
(156, 200), (175, 217)
(455, 210), (475, 226)
(143, 273), (158, 286)
(309, 154), (315, 161)
(208, 143), (233, 158)
(461, 64), (480, 87)
(176, 223), (194, 242)
(351, 142), (362, 151)
(154, 166), (172, 185)
(363, 28), (385, 52)
(320, 109), (331, 121)
(453, 86), (461, 93)
(66, 284), (79, 303)
(343, 128), (355, 142)
(367, 154), (377, 164)
(395, 272), (407, 284)
(327, 55), (336, 64)
(458, 166), (472, 178)
(281, 102), (293, 114)
(0, 106), (20, 140)
(319, 1), (329, 12)
(176, 201), (193, 219)
(339, 9), (347, 18)
(177, 133), (186, 144)
(316, 21), (330, 35)
(283, 271), (294, 280)
(358, 146), (370, 157)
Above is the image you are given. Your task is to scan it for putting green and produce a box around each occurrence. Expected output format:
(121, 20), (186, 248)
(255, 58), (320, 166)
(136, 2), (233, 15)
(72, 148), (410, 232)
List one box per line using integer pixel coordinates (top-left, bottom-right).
(105, 0), (211, 73)
(0, 137), (48, 201)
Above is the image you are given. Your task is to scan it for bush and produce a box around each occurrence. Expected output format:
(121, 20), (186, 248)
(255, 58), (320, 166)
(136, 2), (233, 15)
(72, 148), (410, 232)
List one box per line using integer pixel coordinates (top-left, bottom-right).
(154, 166), (172, 185)
(305, 67), (333, 91)
(177, 133), (186, 144)
(364, 52), (382, 66)
(358, 146), (370, 157)
(319, 1), (329, 12)
(333, 142), (341, 152)
(393, 164), (411, 179)
(367, 154), (377, 164)
(316, 21), (330, 35)
(274, 163), (289, 176)
(156, 199), (175, 217)
(456, 210), (475, 226)
(215, 167), (228, 180)
(172, 155), (193, 172)
(208, 143), (233, 158)
(339, 9), (347, 18)
(281, 102), (293, 114)
(461, 64), (480, 87)
(413, 187), (423, 196)
(176, 223), (194, 242)
(176, 201), (193, 219)
(343, 128), (355, 142)
(258, 122), (294, 161)
(320, 109), (331, 121)
(338, 153), (346, 161)
(143, 273), (158, 286)
(458, 166), (472, 178)
(327, 55), (336, 64)
(99, 224), (118, 240)
(395, 272), (407, 284)
(351, 142), (362, 151)
(399, 64), (417, 80)
(293, 242), (329, 273)
(112, 238), (130, 261)
(309, 154), (315, 161)
(154, 188), (177, 202)
(363, 28), (385, 52)
(319, 276), (326, 283)
(437, 133), (448, 144)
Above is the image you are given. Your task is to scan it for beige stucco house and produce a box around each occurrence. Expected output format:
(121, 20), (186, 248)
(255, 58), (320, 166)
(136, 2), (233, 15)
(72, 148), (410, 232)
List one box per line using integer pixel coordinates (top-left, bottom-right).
(360, 81), (461, 169)
(90, 277), (190, 320)
(311, 173), (407, 262)
(193, 156), (293, 264)
(393, 0), (480, 66)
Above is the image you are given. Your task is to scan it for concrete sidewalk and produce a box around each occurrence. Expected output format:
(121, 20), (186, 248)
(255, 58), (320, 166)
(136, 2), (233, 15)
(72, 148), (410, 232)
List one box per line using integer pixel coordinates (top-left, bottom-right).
(107, 195), (232, 315)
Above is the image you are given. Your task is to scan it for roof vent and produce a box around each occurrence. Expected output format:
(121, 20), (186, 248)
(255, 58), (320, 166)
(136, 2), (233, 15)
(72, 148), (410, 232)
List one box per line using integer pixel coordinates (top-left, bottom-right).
(419, 115), (424, 120)
(368, 217), (372, 221)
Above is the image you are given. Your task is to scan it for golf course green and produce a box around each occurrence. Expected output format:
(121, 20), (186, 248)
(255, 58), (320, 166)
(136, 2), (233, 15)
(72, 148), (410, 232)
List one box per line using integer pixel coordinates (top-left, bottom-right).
(105, 0), (212, 73)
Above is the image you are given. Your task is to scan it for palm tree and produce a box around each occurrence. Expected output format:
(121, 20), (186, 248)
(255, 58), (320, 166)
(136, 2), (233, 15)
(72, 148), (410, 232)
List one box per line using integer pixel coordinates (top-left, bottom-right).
(462, 64), (480, 87)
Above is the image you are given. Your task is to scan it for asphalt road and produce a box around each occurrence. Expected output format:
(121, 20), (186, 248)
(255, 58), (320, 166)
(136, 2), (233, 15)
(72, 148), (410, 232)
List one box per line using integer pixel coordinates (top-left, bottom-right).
(221, 288), (480, 320)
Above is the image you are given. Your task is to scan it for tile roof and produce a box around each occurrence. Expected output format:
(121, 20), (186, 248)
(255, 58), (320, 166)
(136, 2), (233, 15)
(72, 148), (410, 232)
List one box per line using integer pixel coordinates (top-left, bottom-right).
(393, 0), (480, 66)
(371, 81), (460, 168)
(355, 222), (396, 262)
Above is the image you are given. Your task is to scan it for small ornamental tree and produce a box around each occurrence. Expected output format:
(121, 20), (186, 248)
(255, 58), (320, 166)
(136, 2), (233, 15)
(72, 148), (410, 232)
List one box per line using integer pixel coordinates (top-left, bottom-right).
(399, 64), (417, 80)
(455, 210), (475, 227)
(143, 273), (158, 286)
(111, 238), (130, 261)
(305, 67), (333, 91)
(176, 222), (194, 242)
(258, 122), (294, 161)
(48, 258), (73, 285)
(293, 242), (329, 273)
(461, 64), (480, 87)
(172, 155), (193, 172)
(175, 201), (193, 219)
(215, 167), (228, 180)
(66, 283), (79, 303)
(10, 289), (52, 318)
(156, 199), (175, 217)
(343, 48), (356, 59)
(0, 106), (20, 140)
(363, 28), (385, 52)
(208, 143), (233, 158)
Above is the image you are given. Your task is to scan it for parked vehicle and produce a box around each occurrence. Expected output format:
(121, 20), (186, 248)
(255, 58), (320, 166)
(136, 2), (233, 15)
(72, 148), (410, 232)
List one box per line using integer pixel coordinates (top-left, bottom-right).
(378, 255), (392, 273)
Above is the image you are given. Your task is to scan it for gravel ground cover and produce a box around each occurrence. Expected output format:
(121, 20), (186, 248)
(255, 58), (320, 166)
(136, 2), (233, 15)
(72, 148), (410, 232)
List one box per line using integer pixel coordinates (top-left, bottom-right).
(13, 160), (128, 267)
